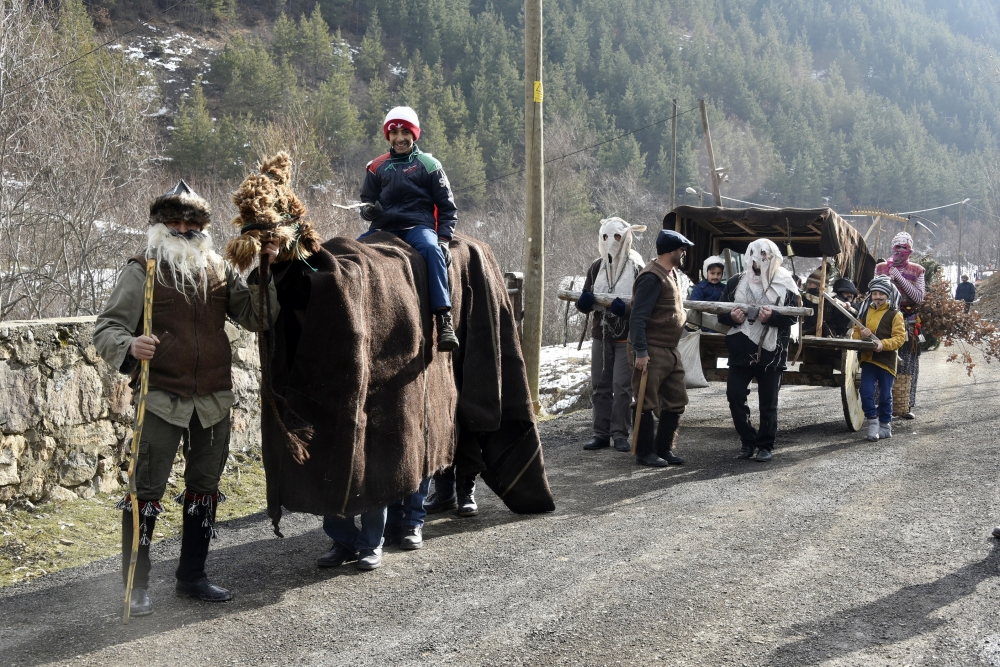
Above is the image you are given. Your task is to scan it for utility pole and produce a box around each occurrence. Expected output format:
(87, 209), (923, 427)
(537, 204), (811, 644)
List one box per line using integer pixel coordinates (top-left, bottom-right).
(699, 99), (722, 206)
(669, 99), (678, 210)
(522, 0), (544, 412)
(958, 198), (966, 274)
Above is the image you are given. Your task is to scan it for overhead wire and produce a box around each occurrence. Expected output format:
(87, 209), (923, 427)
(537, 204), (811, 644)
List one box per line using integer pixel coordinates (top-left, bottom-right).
(6, 0), (193, 95)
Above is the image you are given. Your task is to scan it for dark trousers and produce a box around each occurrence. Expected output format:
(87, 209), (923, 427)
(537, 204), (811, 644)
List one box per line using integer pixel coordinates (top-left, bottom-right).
(136, 411), (230, 500)
(726, 365), (782, 452)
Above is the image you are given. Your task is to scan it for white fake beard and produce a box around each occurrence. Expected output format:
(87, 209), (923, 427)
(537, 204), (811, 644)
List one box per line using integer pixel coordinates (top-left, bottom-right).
(146, 223), (220, 300)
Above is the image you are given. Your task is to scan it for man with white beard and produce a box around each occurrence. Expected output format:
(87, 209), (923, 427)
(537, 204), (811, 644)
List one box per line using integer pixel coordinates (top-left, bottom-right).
(575, 217), (647, 452)
(95, 181), (278, 617)
(717, 239), (799, 462)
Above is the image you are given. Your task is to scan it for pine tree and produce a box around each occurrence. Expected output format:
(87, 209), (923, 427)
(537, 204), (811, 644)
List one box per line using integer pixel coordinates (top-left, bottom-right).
(357, 9), (386, 80)
(169, 77), (216, 176)
(271, 13), (298, 65)
(297, 4), (334, 82)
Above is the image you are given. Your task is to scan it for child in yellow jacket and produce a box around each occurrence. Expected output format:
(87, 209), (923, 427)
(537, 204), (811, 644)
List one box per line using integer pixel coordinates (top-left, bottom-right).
(853, 276), (906, 441)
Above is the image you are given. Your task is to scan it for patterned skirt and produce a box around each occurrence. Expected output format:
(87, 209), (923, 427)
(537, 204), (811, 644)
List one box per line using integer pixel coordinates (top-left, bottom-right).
(897, 344), (920, 409)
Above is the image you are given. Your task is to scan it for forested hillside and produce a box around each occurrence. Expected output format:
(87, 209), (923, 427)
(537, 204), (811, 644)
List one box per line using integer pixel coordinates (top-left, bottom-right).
(4, 0), (1000, 333)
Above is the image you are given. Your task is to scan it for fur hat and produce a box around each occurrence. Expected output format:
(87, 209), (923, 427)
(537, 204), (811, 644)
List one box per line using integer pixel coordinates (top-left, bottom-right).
(150, 180), (211, 228)
(225, 152), (322, 272)
(383, 106), (421, 141)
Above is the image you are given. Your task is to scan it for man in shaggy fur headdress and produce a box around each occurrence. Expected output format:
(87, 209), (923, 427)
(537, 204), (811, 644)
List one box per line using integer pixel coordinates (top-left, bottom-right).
(94, 180), (279, 618)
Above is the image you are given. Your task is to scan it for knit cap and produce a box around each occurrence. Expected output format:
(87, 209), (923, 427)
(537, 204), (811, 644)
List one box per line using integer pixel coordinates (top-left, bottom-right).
(383, 106), (421, 141)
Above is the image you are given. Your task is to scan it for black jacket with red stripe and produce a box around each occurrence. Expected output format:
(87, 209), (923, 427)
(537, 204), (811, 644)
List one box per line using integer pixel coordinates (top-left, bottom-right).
(360, 145), (458, 239)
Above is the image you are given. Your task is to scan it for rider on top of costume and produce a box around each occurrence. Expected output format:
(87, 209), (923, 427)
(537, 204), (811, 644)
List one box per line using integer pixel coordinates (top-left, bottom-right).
(359, 105), (460, 352)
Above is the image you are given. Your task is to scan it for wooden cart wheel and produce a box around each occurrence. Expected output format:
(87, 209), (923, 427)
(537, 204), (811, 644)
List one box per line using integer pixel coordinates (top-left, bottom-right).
(841, 349), (864, 431)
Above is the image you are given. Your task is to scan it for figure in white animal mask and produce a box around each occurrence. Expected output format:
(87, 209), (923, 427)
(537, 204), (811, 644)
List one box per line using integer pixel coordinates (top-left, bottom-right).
(574, 217), (647, 453)
(717, 239), (799, 462)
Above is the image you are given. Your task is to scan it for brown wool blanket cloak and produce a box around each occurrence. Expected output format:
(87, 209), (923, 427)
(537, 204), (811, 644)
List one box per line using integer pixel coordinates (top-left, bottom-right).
(258, 232), (554, 531)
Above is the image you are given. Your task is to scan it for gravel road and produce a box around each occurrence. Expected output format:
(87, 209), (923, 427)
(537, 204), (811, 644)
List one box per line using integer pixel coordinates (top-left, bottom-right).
(3, 349), (999, 667)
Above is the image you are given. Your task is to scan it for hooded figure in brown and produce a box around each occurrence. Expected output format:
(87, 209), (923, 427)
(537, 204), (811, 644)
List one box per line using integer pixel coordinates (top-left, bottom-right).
(94, 180), (279, 618)
(228, 152), (555, 572)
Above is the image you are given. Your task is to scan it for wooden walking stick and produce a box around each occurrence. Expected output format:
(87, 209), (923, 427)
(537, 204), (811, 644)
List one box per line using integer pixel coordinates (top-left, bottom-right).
(630, 365), (649, 456)
(123, 258), (156, 625)
(576, 312), (591, 351)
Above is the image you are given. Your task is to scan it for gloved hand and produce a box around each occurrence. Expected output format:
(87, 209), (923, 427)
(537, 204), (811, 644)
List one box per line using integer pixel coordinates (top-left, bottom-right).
(359, 201), (383, 221)
(576, 290), (595, 313)
(438, 238), (453, 268)
(608, 297), (627, 318)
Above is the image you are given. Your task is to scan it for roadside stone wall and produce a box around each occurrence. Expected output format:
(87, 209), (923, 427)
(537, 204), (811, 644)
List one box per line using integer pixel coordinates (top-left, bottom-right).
(0, 317), (261, 507)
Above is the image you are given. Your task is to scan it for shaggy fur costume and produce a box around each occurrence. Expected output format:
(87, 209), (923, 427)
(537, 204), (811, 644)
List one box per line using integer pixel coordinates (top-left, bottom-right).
(149, 180), (211, 228)
(225, 152), (322, 271)
(256, 233), (554, 528)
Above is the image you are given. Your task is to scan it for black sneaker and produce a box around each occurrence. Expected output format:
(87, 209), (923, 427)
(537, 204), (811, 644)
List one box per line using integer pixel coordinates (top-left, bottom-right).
(754, 449), (773, 462)
(357, 549), (382, 570)
(583, 436), (611, 450)
(457, 494), (478, 517)
(424, 490), (458, 514)
(400, 526), (423, 550)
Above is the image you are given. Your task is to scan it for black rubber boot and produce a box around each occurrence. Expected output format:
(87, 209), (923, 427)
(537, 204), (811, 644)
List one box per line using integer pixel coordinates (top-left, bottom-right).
(457, 475), (478, 517)
(436, 312), (460, 351)
(120, 508), (155, 590)
(655, 411), (685, 465)
(120, 502), (158, 617)
(634, 411), (668, 467)
(175, 491), (231, 602)
(425, 467), (458, 513)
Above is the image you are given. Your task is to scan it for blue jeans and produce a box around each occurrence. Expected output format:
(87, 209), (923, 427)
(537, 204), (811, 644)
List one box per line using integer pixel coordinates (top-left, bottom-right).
(358, 227), (451, 312)
(322, 506), (387, 552)
(860, 362), (894, 424)
(387, 477), (431, 529)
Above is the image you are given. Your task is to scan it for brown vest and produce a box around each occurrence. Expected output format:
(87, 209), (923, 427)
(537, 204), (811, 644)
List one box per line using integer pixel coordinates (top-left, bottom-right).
(869, 306), (901, 374)
(129, 255), (232, 397)
(634, 260), (687, 349)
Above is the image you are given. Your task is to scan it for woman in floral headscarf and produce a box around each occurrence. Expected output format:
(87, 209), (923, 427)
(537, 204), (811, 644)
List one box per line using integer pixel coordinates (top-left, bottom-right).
(875, 231), (925, 419)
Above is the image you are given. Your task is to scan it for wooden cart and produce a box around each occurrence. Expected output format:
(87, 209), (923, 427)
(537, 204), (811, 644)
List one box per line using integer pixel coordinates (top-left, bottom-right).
(671, 206), (878, 431)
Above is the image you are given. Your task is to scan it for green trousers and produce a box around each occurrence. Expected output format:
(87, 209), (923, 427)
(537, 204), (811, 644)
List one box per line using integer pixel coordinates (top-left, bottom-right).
(135, 411), (231, 501)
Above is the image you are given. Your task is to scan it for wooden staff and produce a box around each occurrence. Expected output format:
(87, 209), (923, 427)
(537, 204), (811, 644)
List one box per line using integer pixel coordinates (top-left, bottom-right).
(123, 258), (155, 625)
(630, 366), (649, 456)
(823, 292), (879, 343)
(576, 312), (591, 351)
(815, 255), (828, 337)
(556, 290), (814, 318)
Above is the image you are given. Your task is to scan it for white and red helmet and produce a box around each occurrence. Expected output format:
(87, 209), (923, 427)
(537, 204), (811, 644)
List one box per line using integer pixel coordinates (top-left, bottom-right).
(383, 106), (421, 141)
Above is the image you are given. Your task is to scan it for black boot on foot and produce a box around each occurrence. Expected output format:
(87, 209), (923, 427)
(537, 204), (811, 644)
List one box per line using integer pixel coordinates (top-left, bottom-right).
(175, 491), (231, 602)
(634, 411), (668, 467)
(457, 475), (478, 517)
(118, 497), (161, 616)
(436, 312), (460, 351)
(424, 468), (458, 513)
(655, 411), (685, 465)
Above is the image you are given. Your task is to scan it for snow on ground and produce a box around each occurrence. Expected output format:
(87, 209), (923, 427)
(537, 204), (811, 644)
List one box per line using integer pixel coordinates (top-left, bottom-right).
(538, 344), (592, 415)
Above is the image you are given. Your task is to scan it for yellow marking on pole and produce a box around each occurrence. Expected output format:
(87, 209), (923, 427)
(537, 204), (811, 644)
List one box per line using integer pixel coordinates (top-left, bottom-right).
(533, 80), (543, 103)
